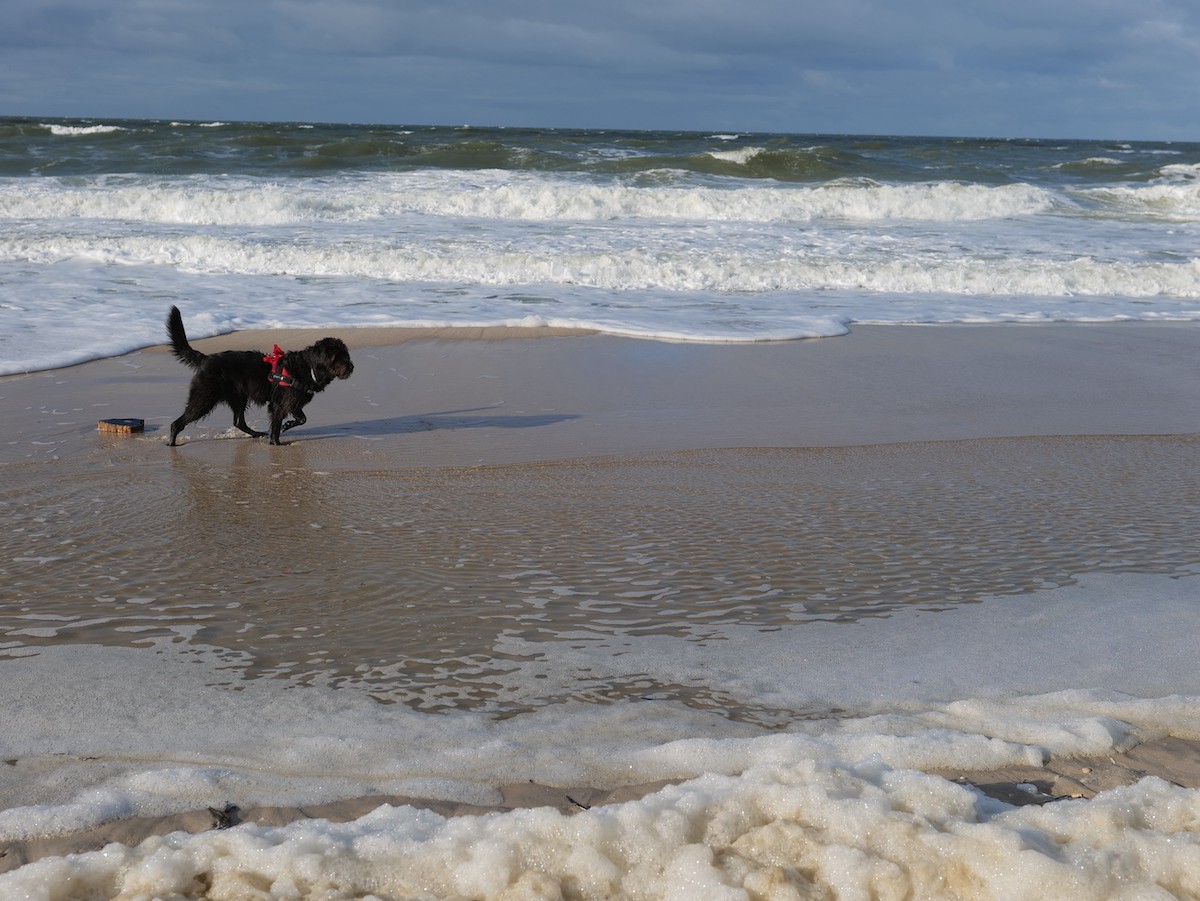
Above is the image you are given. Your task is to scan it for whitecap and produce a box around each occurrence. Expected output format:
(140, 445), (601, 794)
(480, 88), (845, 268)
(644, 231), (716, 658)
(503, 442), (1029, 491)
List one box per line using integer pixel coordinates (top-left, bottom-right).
(43, 124), (124, 137)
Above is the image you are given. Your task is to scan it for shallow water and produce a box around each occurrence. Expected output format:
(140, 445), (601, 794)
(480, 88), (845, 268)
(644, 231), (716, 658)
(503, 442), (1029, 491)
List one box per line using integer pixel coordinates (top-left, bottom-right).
(6, 429), (1200, 897)
(6, 435), (1199, 721)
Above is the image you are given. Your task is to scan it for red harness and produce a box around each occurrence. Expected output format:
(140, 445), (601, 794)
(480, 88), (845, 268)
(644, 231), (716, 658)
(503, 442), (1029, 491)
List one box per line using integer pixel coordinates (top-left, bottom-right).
(264, 345), (296, 388)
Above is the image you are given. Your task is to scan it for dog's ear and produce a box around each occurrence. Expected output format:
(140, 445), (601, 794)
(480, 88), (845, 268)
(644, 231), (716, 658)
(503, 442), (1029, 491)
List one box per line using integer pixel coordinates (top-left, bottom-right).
(311, 338), (347, 359)
(308, 338), (354, 379)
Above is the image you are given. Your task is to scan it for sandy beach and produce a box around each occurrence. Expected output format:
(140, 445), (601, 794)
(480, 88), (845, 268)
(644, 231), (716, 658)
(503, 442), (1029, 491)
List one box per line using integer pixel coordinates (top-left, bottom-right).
(3, 321), (1200, 880)
(7, 320), (1200, 468)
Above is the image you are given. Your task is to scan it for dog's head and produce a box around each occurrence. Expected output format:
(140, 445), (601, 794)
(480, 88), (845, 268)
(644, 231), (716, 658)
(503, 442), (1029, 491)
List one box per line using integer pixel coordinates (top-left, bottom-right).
(309, 337), (355, 382)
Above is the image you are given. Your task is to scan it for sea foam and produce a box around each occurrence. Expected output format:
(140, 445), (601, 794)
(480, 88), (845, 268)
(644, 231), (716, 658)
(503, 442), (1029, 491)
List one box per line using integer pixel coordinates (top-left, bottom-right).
(2, 571), (1198, 843)
(5, 765), (1200, 900)
(41, 123), (126, 136)
(0, 172), (1063, 224)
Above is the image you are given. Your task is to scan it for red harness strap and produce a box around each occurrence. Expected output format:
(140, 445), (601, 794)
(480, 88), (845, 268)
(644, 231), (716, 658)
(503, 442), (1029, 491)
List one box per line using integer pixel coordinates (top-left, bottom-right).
(264, 344), (296, 388)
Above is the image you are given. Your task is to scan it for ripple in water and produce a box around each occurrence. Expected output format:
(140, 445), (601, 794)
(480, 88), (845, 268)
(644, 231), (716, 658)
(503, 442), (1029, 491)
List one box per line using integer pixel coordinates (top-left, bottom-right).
(3, 436), (1199, 719)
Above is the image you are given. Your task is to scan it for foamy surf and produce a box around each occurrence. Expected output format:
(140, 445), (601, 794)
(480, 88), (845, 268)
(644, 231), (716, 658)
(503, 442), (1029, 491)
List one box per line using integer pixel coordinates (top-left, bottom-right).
(4, 758), (1200, 899)
(40, 123), (126, 136)
(1, 121), (1199, 374)
(2, 631), (1199, 899)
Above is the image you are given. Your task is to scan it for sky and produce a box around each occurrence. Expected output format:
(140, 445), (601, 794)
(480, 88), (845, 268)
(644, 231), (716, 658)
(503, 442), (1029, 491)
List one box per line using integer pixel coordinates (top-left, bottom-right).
(1, 0), (1198, 141)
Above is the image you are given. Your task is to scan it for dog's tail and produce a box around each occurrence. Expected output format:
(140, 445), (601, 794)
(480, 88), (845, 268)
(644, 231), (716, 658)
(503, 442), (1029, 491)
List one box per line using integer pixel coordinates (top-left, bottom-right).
(167, 306), (206, 370)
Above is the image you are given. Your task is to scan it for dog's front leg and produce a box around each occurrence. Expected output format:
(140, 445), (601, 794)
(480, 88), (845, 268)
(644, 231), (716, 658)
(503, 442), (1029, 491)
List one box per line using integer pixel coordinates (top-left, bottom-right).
(269, 405), (288, 445)
(282, 409), (307, 433)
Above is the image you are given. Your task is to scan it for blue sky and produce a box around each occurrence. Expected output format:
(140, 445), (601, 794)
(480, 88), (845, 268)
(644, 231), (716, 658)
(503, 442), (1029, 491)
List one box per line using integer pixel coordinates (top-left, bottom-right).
(2, 0), (1197, 140)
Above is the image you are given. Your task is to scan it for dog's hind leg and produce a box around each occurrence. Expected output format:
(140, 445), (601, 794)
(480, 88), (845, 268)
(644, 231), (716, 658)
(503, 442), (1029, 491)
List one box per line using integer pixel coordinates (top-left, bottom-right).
(168, 415), (190, 446)
(230, 398), (267, 439)
(169, 390), (218, 446)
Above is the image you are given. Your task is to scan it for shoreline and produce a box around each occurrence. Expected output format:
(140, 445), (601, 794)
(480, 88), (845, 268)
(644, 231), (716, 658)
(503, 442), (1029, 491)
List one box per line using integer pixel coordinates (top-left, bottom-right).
(4, 320), (1200, 469)
(149, 322), (602, 358)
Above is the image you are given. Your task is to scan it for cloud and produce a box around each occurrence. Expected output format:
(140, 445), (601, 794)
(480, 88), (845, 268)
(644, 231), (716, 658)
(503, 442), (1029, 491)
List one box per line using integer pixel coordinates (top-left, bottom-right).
(2, 0), (1198, 138)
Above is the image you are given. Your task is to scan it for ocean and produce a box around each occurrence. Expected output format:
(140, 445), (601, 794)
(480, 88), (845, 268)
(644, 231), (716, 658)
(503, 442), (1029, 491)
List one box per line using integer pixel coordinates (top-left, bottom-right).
(1, 118), (1199, 374)
(3, 119), (1200, 898)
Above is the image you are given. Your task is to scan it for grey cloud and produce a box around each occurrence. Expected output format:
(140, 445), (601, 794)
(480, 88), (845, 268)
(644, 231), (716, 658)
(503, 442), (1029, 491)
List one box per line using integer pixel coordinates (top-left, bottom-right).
(2, 0), (1197, 138)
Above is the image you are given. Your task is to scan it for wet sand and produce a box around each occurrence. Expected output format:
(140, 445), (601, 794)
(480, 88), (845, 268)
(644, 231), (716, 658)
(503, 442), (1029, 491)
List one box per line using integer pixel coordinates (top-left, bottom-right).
(3, 321), (1200, 871)
(5, 320), (1200, 468)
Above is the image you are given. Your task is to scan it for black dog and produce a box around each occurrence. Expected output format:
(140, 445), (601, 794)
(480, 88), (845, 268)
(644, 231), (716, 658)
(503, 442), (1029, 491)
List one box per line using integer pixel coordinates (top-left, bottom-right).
(166, 306), (354, 446)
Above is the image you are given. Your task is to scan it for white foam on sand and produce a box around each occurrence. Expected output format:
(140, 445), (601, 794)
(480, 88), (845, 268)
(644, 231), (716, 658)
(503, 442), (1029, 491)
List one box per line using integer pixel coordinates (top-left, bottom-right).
(2, 570), (1200, 896)
(9, 765), (1200, 900)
